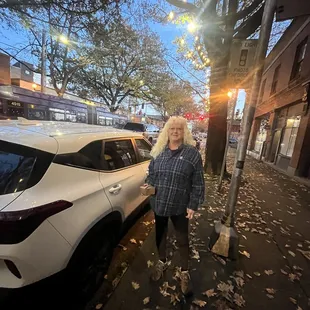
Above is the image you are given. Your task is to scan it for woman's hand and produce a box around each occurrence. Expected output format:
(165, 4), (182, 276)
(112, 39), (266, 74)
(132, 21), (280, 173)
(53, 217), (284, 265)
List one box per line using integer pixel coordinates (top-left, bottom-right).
(186, 208), (195, 220)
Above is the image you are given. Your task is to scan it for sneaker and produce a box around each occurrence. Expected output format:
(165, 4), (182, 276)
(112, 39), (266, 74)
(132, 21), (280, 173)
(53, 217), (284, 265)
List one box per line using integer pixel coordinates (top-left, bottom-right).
(180, 271), (193, 296)
(150, 260), (168, 281)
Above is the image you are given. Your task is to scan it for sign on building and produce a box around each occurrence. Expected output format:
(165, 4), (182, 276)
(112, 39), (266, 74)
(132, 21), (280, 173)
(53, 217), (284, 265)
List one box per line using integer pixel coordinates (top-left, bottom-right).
(227, 39), (258, 89)
(276, 0), (310, 21)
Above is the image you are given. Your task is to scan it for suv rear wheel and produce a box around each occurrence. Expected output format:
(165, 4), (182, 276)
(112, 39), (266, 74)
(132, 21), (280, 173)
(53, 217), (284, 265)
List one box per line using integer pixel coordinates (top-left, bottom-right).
(68, 230), (116, 299)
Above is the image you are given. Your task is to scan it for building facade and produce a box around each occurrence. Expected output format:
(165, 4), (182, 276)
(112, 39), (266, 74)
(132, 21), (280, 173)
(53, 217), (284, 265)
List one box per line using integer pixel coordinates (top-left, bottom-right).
(249, 16), (310, 180)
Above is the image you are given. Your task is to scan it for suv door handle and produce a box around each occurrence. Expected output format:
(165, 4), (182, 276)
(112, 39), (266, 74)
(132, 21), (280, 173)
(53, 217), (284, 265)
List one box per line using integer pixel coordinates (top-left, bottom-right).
(109, 184), (122, 194)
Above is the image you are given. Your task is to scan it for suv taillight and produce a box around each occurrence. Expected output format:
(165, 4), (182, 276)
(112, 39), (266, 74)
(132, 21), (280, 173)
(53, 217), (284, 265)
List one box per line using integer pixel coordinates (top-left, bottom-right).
(0, 200), (73, 244)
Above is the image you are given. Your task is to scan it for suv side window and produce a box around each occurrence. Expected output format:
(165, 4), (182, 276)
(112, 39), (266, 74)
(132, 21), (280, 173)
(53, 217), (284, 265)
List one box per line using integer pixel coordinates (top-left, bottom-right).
(135, 139), (152, 162)
(103, 139), (137, 170)
(54, 140), (109, 170)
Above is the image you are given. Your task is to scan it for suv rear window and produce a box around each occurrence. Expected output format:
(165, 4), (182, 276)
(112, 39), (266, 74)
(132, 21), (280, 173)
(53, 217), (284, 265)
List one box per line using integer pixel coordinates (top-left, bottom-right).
(0, 140), (54, 195)
(123, 122), (145, 132)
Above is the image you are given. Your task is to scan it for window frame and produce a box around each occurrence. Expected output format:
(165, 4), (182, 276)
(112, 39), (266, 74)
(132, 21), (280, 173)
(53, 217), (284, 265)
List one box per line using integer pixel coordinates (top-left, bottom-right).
(270, 64), (281, 95)
(258, 79), (266, 103)
(53, 137), (150, 173)
(133, 138), (152, 163)
(102, 138), (138, 171)
(290, 37), (308, 81)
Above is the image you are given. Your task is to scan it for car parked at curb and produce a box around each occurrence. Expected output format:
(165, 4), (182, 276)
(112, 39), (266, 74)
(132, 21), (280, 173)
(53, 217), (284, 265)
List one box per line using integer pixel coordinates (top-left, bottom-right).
(123, 122), (160, 145)
(0, 119), (152, 296)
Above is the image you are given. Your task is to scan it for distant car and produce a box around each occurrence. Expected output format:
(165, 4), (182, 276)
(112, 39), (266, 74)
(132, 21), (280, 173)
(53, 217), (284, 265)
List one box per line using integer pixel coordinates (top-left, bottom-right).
(229, 137), (238, 148)
(123, 122), (160, 144)
(0, 119), (152, 295)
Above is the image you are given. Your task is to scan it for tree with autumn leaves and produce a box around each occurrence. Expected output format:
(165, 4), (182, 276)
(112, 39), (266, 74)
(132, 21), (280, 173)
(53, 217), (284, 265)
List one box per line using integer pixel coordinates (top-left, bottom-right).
(166, 0), (265, 174)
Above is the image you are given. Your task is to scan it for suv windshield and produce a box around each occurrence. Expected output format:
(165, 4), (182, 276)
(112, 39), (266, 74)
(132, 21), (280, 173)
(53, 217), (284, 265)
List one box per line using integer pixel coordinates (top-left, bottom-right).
(123, 122), (145, 132)
(0, 141), (54, 195)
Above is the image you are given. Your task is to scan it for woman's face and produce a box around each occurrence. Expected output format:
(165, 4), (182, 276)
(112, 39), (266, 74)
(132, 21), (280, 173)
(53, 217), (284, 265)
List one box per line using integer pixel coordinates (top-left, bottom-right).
(168, 121), (184, 144)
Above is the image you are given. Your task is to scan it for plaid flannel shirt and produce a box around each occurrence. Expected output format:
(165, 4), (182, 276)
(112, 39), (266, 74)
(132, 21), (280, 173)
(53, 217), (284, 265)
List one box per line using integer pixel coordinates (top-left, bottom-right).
(146, 144), (205, 217)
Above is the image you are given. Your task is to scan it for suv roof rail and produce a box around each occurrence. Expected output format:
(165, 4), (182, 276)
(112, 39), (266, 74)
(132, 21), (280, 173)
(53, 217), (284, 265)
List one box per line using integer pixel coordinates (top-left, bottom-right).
(17, 117), (42, 126)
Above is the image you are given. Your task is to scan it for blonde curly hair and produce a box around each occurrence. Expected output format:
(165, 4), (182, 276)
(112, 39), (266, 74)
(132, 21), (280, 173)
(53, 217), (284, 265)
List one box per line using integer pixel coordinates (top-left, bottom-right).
(150, 116), (196, 158)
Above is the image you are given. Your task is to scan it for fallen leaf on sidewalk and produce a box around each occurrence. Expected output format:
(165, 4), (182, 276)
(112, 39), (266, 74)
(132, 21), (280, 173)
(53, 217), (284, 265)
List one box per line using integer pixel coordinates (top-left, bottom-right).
(147, 260), (154, 268)
(254, 272), (261, 277)
(130, 238), (137, 244)
(217, 282), (234, 299)
(118, 244), (127, 251)
(143, 221), (152, 226)
(192, 249), (200, 260)
(288, 273), (299, 282)
(192, 299), (207, 307)
(296, 306), (303, 310)
(233, 293), (246, 307)
(266, 288), (276, 294)
(234, 270), (244, 278)
(288, 251), (296, 257)
(143, 297), (150, 305)
(239, 250), (250, 258)
(264, 270), (274, 276)
(234, 277), (245, 288)
(281, 269), (288, 275)
(246, 274), (253, 279)
(95, 304), (103, 310)
(296, 249), (310, 261)
(202, 289), (217, 298)
(132, 282), (140, 290)
(285, 244), (290, 248)
(289, 297), (297, 304)
(170, 293), (180, 306)
(266, 294), (274, 299)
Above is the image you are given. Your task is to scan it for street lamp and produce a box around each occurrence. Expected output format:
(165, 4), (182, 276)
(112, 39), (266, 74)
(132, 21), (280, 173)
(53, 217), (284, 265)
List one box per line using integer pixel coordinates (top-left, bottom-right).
(188, 22), (198, 33)
(59, 35), (69, 45)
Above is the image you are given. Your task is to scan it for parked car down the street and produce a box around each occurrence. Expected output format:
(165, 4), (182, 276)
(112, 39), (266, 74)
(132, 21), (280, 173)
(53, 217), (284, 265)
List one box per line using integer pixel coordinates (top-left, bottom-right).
(0, 118), (153, 296)
(123, 122), (160, 145)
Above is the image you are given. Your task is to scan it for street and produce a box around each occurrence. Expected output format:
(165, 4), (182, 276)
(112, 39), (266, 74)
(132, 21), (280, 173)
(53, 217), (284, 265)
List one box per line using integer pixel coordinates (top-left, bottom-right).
(101, 152), (310, 310)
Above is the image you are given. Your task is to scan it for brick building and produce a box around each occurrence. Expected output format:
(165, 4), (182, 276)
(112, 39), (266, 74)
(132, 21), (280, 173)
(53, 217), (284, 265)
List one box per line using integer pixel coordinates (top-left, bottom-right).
(249, 16), (310, 180)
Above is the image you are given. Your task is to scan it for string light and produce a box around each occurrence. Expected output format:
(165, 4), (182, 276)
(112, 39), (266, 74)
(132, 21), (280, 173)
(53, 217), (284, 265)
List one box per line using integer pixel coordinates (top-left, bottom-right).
(197, 45), (201, 50)
(180, 38), (185, 45)
(168, 11), (175, 20)
(195, 36), (199, 41)
(188, 22), (198, 33)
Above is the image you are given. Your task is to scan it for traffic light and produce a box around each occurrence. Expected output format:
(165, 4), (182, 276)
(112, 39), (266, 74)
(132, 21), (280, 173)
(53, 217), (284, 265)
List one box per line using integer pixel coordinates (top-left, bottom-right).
(239, 49), (248, 67)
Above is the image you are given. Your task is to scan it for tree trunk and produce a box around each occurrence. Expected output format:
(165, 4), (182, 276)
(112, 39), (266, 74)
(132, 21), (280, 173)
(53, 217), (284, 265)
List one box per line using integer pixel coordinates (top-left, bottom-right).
(204, 59), (228, 175)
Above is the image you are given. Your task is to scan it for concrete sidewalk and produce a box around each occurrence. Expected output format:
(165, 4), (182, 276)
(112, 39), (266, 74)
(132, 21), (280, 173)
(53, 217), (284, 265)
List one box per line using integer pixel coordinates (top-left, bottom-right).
(99, 155), (310, 310)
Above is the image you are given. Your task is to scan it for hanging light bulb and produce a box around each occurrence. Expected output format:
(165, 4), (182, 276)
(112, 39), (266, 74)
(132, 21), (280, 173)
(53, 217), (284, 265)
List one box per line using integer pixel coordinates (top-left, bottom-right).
(168, 11), (175, 20)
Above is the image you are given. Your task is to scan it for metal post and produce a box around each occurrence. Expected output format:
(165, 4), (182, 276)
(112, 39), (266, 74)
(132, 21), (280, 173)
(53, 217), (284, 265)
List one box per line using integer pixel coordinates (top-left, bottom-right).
(41, 30), (46, 94)
(218, 90), (239, 191)
(209, 0), (277, 259)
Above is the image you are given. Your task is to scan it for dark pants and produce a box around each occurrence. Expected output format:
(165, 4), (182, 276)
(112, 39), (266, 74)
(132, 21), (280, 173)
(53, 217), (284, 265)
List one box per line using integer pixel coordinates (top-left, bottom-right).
(154, 213), (189, 271)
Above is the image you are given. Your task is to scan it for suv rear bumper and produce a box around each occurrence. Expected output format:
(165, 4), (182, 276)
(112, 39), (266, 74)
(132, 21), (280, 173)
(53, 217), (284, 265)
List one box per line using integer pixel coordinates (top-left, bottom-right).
(0, 220), (72, 289)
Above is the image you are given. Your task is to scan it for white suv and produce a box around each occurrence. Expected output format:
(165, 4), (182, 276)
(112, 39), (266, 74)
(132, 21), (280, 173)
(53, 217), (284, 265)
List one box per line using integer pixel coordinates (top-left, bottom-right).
(0, 119), (152, 295)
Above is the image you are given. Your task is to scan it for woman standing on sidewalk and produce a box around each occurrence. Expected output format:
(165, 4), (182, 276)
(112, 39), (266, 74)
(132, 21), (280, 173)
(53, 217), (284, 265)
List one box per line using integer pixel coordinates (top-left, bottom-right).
(146, 116), (205, 296)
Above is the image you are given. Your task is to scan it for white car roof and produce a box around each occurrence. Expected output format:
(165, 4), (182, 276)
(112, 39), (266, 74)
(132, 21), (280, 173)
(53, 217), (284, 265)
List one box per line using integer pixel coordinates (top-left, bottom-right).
(0, 119), (144, 154)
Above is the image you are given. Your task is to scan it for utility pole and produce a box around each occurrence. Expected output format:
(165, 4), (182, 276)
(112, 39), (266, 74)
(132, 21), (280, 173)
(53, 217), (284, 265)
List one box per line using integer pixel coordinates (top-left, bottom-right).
(41, 29), (46, 94)
(218, 89), (239, 192)
(209, 0), (277, 259)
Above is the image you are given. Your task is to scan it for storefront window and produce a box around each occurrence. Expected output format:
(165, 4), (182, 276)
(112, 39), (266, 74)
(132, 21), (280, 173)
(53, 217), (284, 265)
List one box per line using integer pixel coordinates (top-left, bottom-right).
(77, 112), (86, 123)
(50, 108), (65, 121)
(106, 117), (113, 126)
(279, 116), (301, 157)
(65, 110), (77, 122)
(98, 116), (105, 126)
(254, 119), (268, 153)
(28, 109), (46, 120)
